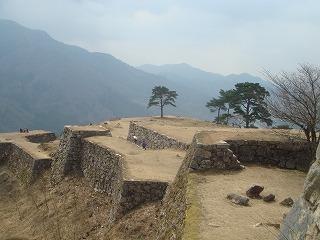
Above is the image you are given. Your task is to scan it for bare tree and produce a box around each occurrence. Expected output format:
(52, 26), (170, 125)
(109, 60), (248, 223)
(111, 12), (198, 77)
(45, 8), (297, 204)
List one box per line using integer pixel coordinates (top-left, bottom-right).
(264, 63), (320, 147)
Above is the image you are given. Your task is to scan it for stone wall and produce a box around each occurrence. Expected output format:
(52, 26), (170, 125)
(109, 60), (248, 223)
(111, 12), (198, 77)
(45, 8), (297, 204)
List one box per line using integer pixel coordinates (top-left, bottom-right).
(0, 142), (12, 165)
(279, 148), (320, 239)
(120, 180), (168, 215)
(51, 126), (169, 221)
(127, 121), (189, 150)
(5, 143), (51, 183)
(155, 141), (193, 240)
(25, 132), (56, 143)
(51, 126), (112, 183)
(81, 139), (123, 222)
(189, 137), (241, 170)
(227, 140), (314, 171)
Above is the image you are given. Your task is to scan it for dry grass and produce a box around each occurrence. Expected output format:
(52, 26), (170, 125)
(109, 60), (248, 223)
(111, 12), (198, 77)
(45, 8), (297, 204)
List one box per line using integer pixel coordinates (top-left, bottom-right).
(0, 166), (115, 240)
(182, 173), (202, 240)
(38, 140), (60, 156)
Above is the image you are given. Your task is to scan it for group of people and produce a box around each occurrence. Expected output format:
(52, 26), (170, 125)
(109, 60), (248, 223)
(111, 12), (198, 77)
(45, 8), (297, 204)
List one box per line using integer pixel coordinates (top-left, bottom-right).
(19, 128), (29, 133)
(133, 135), (147, 150)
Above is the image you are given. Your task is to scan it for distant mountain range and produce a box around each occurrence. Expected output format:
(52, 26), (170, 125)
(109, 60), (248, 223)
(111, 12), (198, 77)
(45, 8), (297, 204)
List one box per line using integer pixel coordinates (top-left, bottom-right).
(137, 64), (271, 120)
(0, 19), (270, 132)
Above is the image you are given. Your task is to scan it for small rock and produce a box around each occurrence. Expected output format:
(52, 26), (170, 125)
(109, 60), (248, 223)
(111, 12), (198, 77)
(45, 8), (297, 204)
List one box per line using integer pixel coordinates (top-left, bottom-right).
(280, 197), (294, 207)
(254, 223), (263, 227)
(227, 193), (249, 206)
(208, 223), (220, 228)
(246, 185), (264, 198)
(263, 194), (275, 202)
(266, 222), (281, 229)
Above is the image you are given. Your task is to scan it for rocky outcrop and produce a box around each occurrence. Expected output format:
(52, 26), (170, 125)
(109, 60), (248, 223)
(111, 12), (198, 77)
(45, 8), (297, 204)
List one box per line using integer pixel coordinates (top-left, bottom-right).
(127, 121), (189, 150)
(227, 140), (314, 171)
(279, 150), (320, 239)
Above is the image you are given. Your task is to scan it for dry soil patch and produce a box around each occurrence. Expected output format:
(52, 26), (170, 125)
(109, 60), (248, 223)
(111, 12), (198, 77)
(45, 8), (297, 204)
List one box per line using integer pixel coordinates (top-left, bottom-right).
(195, 165), (306, 240)
(86, 136), (185, 182)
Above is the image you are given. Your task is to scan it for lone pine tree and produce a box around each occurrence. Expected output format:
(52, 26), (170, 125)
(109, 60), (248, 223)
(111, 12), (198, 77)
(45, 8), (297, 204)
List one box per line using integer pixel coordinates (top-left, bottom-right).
(148, 86), (178, 118)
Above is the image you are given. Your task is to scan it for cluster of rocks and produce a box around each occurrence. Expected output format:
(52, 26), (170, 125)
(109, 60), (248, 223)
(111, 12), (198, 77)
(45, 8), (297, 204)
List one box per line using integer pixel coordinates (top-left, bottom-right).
(227, 140), (315, 171)
(127, 121), (189, 150)
(227, 184), (294, 207)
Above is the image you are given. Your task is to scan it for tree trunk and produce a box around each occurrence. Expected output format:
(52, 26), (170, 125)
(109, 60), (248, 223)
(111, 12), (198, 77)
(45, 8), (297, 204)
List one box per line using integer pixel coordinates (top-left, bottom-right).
(226, 107), (230, 125)
(245, 100), (250, 128)
(217, 107), (221, 124)
(303, 127), (311, 142)
(160, 98), (163, 118)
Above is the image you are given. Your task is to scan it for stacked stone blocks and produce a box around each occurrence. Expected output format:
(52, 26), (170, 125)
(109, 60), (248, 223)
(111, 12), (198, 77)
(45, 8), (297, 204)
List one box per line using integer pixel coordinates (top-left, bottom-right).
(227, 140), (314, 171)
(127, 121), (189, 150)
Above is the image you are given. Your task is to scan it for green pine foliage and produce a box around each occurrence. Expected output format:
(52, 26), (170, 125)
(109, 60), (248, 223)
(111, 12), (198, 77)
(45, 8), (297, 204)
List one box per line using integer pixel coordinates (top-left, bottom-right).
(148, 86), (178, 118)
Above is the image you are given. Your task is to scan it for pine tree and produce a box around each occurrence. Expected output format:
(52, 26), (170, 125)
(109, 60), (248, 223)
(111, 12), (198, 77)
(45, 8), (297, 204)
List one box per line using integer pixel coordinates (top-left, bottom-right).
(148, 86), (178, 118)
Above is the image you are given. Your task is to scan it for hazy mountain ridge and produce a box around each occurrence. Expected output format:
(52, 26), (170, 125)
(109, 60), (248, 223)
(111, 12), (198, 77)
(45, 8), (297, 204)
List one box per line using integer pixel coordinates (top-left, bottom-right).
(0, 19), (269, 132)
(0, 20), (164, 132)
(138, 64), (271, 120)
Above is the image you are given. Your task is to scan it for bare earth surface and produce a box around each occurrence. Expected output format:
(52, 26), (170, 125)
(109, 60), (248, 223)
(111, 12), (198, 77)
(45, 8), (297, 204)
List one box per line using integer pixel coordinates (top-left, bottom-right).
(195, 165), (306, 240)
(106, 116), (305, 144)
(87, 136), (185, 182)
(0, 116), (310, 239)
(0, 130), (52, 159)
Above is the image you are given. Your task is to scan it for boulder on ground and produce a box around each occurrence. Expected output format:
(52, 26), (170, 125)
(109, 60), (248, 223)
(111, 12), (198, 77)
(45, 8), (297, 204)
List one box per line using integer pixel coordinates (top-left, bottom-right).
(227, 193), (249, 206)
(263, 194), (275, 202)
(246, 185), (264, 198)
(280, 197), (294, 207)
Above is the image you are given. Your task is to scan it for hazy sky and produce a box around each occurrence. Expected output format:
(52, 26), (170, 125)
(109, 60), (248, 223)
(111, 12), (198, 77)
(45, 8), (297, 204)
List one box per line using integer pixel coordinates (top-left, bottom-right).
(1, 0), (320, 75)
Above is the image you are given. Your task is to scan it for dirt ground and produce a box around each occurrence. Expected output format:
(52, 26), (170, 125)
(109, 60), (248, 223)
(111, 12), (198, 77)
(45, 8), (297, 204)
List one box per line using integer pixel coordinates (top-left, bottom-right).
(87, 136), (185, 182)
(0, 116), (310, 239)
(106, 116), (305, 144)
(0, 130), (52, 159)
(192, 165), (306, 240)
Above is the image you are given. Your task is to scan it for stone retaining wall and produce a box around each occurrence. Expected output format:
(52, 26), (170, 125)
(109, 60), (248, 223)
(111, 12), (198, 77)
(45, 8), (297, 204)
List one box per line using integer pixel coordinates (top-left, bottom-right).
(189, 137), (241, 170)
(0, 142), (12, 165)
(2, 143), (52, 183)
(155, 141), (193, 240)
(127, 121), (189, 150)
(227, 140), (314, 171)
(120, 180), (168, 215)
(81, 139), (123, 222)
(25, 132), (56, 143)
(51, 126), (112, 183)
(51, 126), (170, 221)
